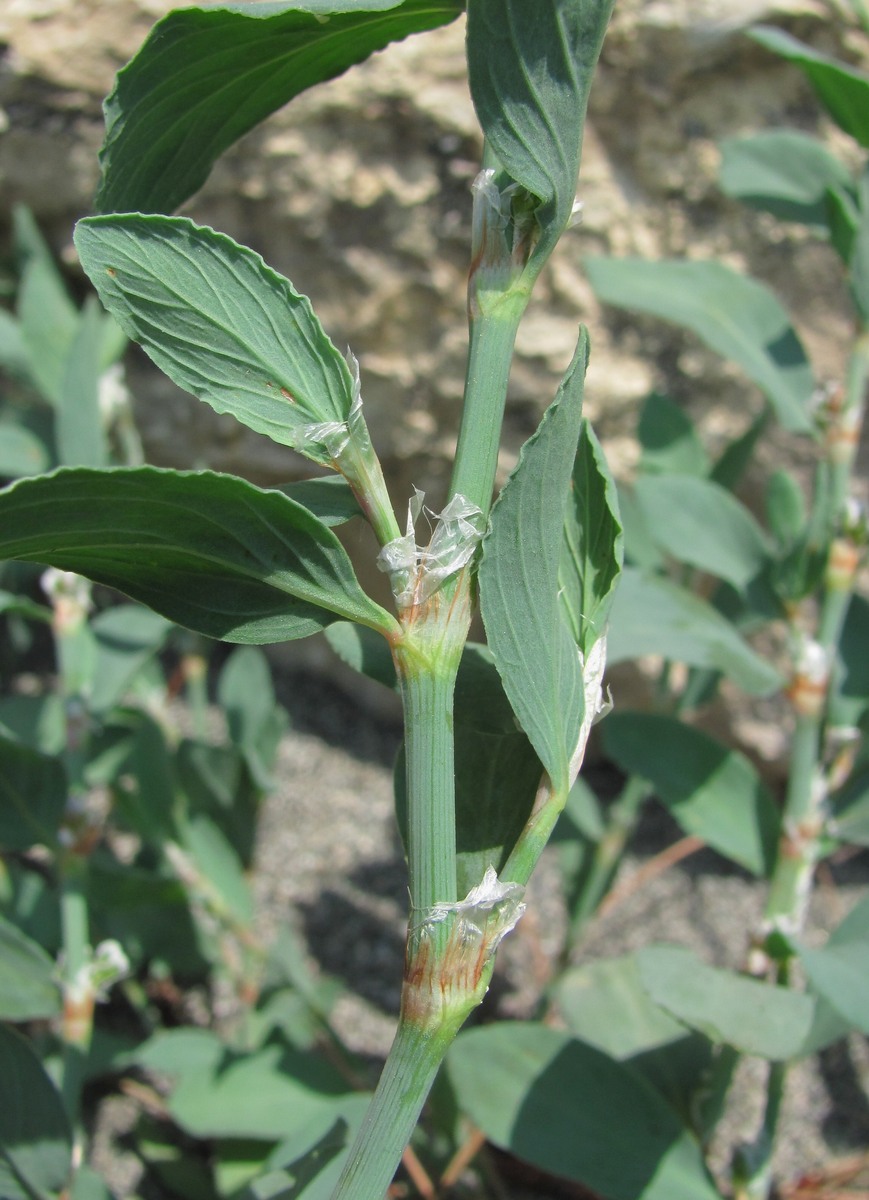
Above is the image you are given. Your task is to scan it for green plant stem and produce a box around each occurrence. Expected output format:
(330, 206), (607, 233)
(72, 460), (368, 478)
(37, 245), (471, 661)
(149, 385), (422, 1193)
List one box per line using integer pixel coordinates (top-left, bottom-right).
(449, 300), (528, 518)
(331, 1015), (457, 1198)
(59, 857), (94, 1141)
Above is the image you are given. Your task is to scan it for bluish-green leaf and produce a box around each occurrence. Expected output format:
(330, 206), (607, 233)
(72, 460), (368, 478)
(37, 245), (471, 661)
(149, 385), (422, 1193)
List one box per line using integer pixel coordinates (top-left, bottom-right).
(449, 1022), (720, 1200)
(601, 712), (780, 875)
(637, 393), (709, 478)
(323, 621), (398, 691)
(847, 171), (869, 320)
(0, 467), (397, 644)
(75, 215), (356, 468)
(181, 814), (254, 926)
(57, 298), (108, 468)
(0, 1023), (72, 1200)
(751, 26), (869, 148)
(0, 916), (61, 1021)
(585, 257), (815, 433)
(89, 604), (173, 714)
(242, 1098), (371, 1200)
(560, 419), (623, 654)
(607, 567), (782, 695)
(791, 894), (869, 1034)
(16, 255), (78, 407)
(480, 334), (589, 800)
(0, 734), (67, 851)
(218, 646), (288, 789)
(0, 422), (52, 479)
(637, 945), (816, 1060)
(719, 130), (854, 230)
(467, 0), (614, 270)
(95, 0), (463, 215)
(632, 474), (771, 591)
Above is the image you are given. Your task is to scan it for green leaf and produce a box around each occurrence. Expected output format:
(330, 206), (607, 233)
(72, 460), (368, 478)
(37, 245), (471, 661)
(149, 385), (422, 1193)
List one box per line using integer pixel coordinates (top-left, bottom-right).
(467, 0), (614, 270)
(719, 130), (854, 230)
(218, 646), (287, 789)
(607, 567), (782, 695)
(89, 604), (173, 714)
(601, 712), (780, 875)
(56, 298), (108, 468)
(0, 423), (51, 479)
(0, 309), (33, 385)
(765, 469), (807, 549)
(181, 814), (254, 926)
(0, 466), (397, 644)
(0, 1023), (72, 1200)
(556, 954), (721, 1131)
(75, 215), (356, 468)
(751, 26), (869, 148)
(449, 1022), (720, 1200)
(585, 257), (815, 433)
(847, 171), (869, 320)
(560, 419), (624, 654)
(95, 0), (463, 215)
(632, 474), (771, 591)
(166, 1040), (353, 1141)
(637, 393), (709, 478)
(637, 945), (816, 1060)
(16, 255), (78, 407)
(480, 333), (589, 801)
(0, 734), (67, 851)
(278, 477), (362, 527)
(395, 643), (543, 897)
(791, 894), (869, 1034)
(323, 621), (398, 691)
(0, 916), (61, 1020)
(242, 1098), (371, 1200)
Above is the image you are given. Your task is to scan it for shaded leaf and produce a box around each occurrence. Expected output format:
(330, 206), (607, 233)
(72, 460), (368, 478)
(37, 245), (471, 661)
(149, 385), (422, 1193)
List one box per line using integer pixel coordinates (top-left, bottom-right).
(324, 621), (398, 691)
(0, 467), (397, 644)
(585, 256), (815, 433)
(719, 130), (854, 230)
(0, 734), (67, 851)
(75, 215), (356, 468)
(278, 477), (362, 527)
(637, 393), (708, 478)
(57, 298), (107, 468)
(0, 1023), (72, 1200)
(791, 894), (869, 1034)
(218, 646), (288, 788)
(0, 916), (61, 1021)
(0, 423), (51, 479)
(601, 712), (780, 875)
(449, 1022), (720, 1200)
(751, 27), (869, 148)
(95, 0), (464, 215)
(607, 567), (782, 695)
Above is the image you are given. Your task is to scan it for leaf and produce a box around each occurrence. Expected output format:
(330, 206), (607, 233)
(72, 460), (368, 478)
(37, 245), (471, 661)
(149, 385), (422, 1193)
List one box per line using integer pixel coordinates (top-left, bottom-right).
(181, 814), (255, 926)
(632, 474), (771, 591)
(448, 1022), (720, 1200)
(585, 257), (815, 433)
(607, 567), (782, 695)
(323, 621), (398, 690)
(0, 466), (397, 644)
(0, 734), (67, 851)
(719, 130), (854, 230)
(637, 393), (709, 478)
(480, 333), (588, 801)
(16, 254), (78, 407)
(0, 1023), (72, 1200)
(278, 477), (362, 527)
(395, 643), (543, 897)
(75, 215), (356, 468)
(560, 419), (624, 654)
(0, 916), (61, 1020)
(751, 26), (869, 148)
(0, 423), (52, 479)
(88, 604), (173, 713)
(467, 0), (614, 270)
(242, 1098), (371, 1200)
(218, 645), (288, 788)
(847, 171), (869, 321)
(556, 953), (720, 1130)
(601, 712), (780, 876)
(56, 298), (108, 468)
(0, 309), (33, 384)
(95, 0), (463, 215)
(637, 945), (816, 1060)
(791, 894), (869, 1034)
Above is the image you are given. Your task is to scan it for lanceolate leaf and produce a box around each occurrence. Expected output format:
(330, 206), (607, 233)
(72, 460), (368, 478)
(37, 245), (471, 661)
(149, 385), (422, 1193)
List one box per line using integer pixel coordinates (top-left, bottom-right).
(480, 333), (588, 801)
(95, 0), (464, 215)
(607, 567), (782, 695)
(467, 0), (614, 269)
(0, 467), (397, 644)
(75, 215), (354, 468)
(560, 419), (624, 654)
(585, 257), (815, 433)
(448, 1023), (720, 1200)
(751, 26), (869, 149)
(0, 1024), (72, 1200)
(719, 130), (854, 231)
(0, 917), (62, 1021)
(791, 894), (869, 1035)
(601, 712), (780, 876)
